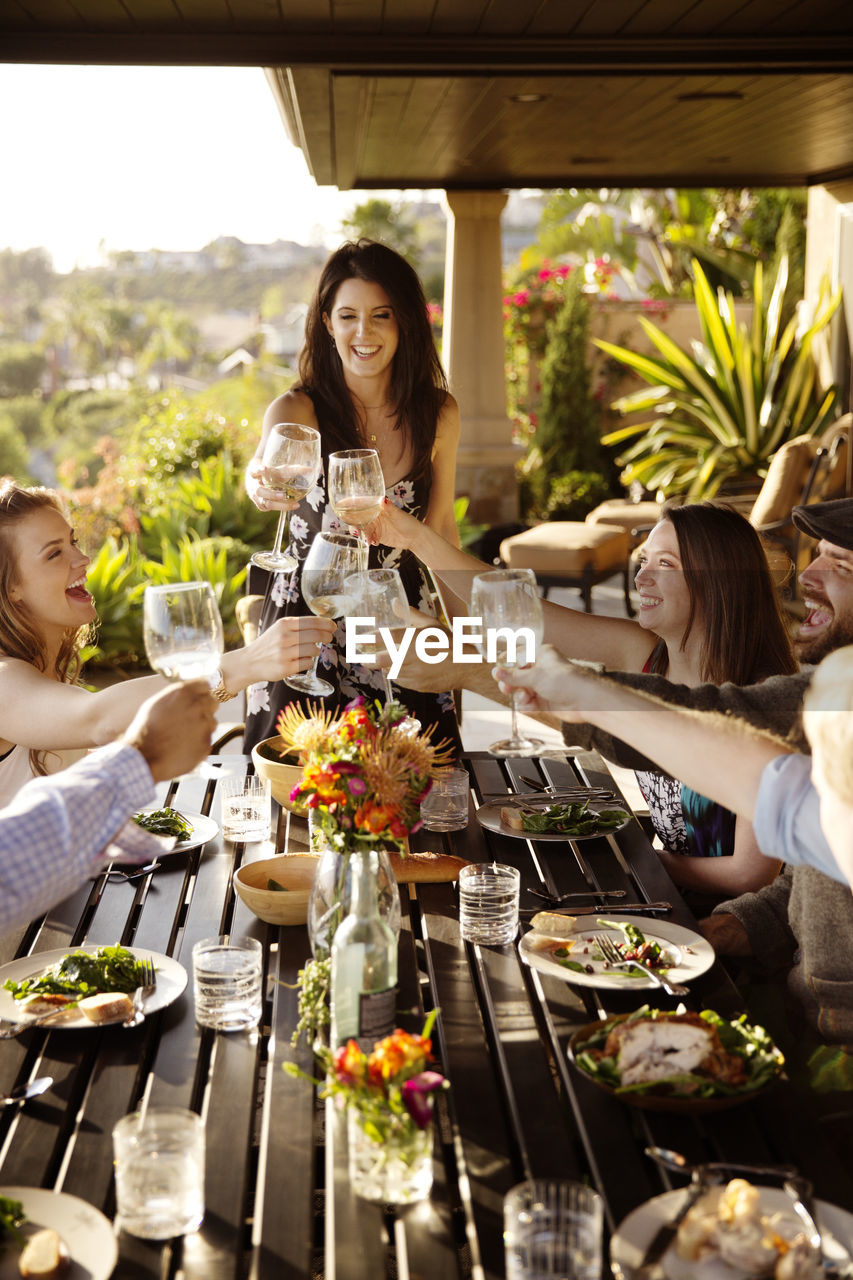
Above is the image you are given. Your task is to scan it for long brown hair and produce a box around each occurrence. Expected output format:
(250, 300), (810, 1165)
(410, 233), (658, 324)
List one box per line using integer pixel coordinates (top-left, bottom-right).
(646, 501), (797, 684)
(296, 239), (448, 485)
(0, 481), (92, 775)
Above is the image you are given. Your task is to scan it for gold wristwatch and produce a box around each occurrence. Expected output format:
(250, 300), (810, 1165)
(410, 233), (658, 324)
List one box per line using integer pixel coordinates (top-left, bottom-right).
(210, 669), (237, 703)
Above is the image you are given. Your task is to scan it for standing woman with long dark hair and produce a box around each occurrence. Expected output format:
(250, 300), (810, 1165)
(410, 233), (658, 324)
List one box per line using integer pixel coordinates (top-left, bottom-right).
(243, 239), (462, 752)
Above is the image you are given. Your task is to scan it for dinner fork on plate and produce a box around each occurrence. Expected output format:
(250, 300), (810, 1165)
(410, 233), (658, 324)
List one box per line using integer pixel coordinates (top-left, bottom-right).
(123, 957), (157, 1028)
(594, 932), (689, 997)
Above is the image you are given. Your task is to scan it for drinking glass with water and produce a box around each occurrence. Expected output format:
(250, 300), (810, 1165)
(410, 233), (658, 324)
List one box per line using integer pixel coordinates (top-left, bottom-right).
(192, 935), (263, 1031)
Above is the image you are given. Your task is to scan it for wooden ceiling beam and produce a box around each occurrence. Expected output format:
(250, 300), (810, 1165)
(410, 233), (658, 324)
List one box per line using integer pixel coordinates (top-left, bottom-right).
(2, 31), (853, 73)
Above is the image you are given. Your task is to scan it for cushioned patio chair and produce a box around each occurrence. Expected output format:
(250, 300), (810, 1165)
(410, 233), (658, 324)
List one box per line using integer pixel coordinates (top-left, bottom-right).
(498, 520), (634, 614)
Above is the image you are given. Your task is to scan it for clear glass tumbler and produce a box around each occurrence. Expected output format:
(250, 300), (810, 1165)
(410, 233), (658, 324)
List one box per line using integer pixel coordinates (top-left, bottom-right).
(192, 935), (263, 1031)
(113, 1107), (205, 1239)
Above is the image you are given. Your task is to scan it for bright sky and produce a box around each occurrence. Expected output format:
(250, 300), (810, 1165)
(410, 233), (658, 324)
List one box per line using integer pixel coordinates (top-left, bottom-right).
(1, 64), (414, 273)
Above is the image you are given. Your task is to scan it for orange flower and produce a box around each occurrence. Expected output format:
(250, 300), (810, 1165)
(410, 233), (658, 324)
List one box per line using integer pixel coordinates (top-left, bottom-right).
(334, 1040), (368, 1086)
(366, 1028), (432, 1086)
(354, 798), (399, 835)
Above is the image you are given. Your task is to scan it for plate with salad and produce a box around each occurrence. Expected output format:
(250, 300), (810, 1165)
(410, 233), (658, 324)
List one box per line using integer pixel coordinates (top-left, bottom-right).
(476, 798), (631, 841)
(518, 916), (715, 991)
(568, 1007), (785, 1113)
(132, 806), (219, 852)
(0, 944), (187, 1030)
(0, 1186), (117, 1280)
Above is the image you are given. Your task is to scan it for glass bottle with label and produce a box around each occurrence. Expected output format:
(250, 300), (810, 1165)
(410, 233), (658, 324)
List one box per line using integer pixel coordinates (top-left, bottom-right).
(331, 849), (398, 1050)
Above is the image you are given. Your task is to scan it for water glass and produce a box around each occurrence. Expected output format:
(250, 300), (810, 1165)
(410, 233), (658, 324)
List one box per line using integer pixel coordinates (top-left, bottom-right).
(458, 862), (520, 944)
(192, 935), (263, 1031)
(420, 769), (470, 831)
(221, 775), (270, 841)
(113, 1107), (205, 1239)
(504, 1179), (603, 1280)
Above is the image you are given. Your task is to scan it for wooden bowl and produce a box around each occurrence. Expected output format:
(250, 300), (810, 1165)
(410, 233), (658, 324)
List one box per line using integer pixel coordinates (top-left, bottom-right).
(251, 737), (307, 814)
(567, 1012), (782, 1114)
(233, 854), (319, 925)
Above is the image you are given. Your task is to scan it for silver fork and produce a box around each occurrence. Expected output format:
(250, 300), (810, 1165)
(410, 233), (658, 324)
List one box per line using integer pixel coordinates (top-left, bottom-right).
(594, 932), (689, 997)
(123, 957), (157, 1027)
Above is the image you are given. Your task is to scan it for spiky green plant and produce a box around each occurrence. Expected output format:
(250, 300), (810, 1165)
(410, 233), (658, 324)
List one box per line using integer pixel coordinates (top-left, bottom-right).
(596, 258), (840, 498)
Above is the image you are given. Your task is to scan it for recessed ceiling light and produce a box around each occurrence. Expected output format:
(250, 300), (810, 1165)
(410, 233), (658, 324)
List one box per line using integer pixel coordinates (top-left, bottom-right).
(510, 92), (547, 104)
(571, 157), (611, 165)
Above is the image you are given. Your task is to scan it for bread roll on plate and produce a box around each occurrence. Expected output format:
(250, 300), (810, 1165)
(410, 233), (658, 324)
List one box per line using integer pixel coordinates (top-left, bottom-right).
(18, 1227), (70, 1278)
(78, 992), (134, 1024)
(528, 911), (587, 937)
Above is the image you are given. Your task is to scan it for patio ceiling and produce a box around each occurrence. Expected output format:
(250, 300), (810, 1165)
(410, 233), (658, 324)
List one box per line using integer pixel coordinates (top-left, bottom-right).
(3, 1), (853, 190)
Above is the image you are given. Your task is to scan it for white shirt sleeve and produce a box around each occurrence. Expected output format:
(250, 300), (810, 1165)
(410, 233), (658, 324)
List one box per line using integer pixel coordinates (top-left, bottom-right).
(0, 742), (166, 934)
(754, 754), (848, 885)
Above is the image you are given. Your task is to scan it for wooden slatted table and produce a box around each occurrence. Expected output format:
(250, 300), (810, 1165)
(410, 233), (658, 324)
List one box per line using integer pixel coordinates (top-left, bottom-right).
(0, 750), (851, 1280)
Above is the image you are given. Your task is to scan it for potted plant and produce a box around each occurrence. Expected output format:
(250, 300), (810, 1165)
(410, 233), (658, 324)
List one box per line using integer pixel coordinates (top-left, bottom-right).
(595, 258), (841, 499)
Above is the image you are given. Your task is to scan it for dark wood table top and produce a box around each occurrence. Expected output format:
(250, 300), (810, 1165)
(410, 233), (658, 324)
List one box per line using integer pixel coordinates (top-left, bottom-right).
(1, 749), (850, 1280)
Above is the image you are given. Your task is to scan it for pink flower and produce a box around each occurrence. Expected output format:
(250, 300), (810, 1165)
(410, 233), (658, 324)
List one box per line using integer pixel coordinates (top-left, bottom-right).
(512, 290), (530, 307)
(402, 1071), (445, 1128)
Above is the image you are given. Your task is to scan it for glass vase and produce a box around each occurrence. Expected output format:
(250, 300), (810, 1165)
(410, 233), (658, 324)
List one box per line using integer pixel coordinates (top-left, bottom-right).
(307, 819), (402, 960)
(347, 1105), (433, 1204)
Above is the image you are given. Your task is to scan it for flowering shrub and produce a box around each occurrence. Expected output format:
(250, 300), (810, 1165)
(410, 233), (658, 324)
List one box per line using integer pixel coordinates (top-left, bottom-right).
(503, 262), (574, 357)
(275, 696), (455, 855)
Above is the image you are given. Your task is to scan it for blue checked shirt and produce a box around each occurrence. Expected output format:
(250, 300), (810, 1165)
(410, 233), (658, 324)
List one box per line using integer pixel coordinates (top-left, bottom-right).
(0, 742), (167, 934)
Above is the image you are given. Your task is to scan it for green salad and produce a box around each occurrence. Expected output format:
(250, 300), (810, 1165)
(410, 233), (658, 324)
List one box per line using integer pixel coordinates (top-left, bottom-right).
(574, 1005), (784, 1098)
(4, 944), (145, 1003)
(132, 807), (194, 839)
(517, 801), (629, 836)
(0, 1195), (25, 1244)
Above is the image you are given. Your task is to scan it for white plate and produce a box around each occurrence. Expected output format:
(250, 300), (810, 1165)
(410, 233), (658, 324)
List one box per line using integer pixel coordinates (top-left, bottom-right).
(611, 1186), (853, 1280)
(476, 798), (630, 841)
(133, 809), (219, 852)
(518, 916), (714, 990)
(0, 946), (187, 1030)
(0, 1186), (118, 1280)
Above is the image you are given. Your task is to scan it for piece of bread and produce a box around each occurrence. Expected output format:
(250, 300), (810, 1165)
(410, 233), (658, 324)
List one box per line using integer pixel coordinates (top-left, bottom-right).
(525, 933), (576, 955)
(388, 851), (470, 883)
(78, 992), (134, 1024)
(500, 806), (524, 831)
(20, 994), (75, 1015)
(528, 911), (585, 937)
(18, 1228), (70, 1278)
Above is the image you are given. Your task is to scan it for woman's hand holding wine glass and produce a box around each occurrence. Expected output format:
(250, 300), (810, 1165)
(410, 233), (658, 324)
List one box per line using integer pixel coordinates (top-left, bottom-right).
(251, 423), (322, 573)
(285, 532), (365, 697)
(328, 448), (386, 556)
(143, 581), (224, 684)
(470, 568), (544, 757)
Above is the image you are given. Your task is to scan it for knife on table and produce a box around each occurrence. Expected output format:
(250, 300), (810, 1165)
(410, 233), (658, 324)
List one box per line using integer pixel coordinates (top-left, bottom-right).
(519, 901), (673, 917)
(633, 1178), (709, 1279)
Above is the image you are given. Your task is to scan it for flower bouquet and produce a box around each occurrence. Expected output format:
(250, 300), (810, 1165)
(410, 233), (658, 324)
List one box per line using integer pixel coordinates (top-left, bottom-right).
(287, 1012), (447, 1203)
(275, 695), (455, 854)
(275, 696), (456, 962)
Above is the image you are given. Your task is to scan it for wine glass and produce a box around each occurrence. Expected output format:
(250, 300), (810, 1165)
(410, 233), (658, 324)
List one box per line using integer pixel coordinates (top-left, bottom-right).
(285, 532), (365, 697)
(251, 423), (322, 573)
(143, 581), (224, 683)
(470, 568), (545, 756)
(327, 448), (386, 556)
(345, 567), (411, 706)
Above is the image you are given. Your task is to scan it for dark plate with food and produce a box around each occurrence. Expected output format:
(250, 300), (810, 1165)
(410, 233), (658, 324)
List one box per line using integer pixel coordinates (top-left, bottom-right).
(568, 1007), (784, 1113)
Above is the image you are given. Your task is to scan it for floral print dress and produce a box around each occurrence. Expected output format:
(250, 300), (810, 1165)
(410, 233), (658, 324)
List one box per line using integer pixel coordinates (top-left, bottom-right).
(243, 463), (462, 757)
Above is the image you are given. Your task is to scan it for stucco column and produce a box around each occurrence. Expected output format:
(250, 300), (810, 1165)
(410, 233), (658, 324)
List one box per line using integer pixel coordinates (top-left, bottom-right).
(805, 182), (853, 413)
(442, 190), (522, 523)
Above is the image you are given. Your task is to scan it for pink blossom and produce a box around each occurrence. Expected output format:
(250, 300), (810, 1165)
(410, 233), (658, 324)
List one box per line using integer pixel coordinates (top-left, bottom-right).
(512, 289), (530, 307)
(402, 1071), (445, 1128)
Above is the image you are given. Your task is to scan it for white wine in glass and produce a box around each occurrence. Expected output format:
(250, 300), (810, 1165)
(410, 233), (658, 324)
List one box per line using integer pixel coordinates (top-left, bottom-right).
(328, 448), (385, 554)
(251, 422), (322, 573)
(470, 568), (544, 756)
(285, 532), (364, 697)
(345, 567), (411, 707)
(143, 581), (224, 683)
